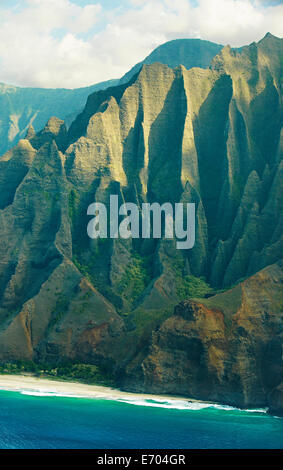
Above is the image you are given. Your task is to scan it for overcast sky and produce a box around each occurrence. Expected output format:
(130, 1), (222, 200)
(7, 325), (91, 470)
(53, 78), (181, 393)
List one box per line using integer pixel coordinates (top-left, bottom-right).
(0, 0), (282, 89)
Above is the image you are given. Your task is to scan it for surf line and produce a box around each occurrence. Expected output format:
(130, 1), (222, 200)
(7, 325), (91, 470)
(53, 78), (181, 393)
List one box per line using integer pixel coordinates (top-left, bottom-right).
(87, 195), (195, 250)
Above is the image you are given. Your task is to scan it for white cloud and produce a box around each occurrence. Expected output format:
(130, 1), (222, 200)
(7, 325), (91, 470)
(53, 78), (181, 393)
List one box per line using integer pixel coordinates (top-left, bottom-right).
(22, 0), (102, 34)
(0, 0), (281, 88)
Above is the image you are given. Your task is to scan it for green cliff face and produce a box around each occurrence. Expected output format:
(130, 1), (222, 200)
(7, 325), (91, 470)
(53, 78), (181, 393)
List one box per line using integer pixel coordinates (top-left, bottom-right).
(0, 38), (222, 158)
(0, 33), (282, 409)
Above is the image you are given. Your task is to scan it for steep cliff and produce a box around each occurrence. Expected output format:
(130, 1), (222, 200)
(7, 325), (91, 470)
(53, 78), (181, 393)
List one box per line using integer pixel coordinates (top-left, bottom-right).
(0, 38), (223, 158)
(0, 34), (282, 409)
(121, 261), (283, 409)
(268, 383), (283, 416)
(65, 32), (282, 294)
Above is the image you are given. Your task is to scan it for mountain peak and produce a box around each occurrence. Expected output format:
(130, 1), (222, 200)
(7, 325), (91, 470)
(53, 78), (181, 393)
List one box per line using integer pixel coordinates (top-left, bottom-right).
(25, 124), (36, 140)
(119, 38), (223, 85)
(264, 32), (276, 39)
(29, 116), (67, 151)
(44, 116), (66, 134)
(258, 32), (282, 44)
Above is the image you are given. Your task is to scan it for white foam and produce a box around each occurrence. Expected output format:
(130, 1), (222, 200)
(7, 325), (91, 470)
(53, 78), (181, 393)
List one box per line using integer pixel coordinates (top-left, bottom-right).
(116, 398), (267, 413)
(244, 408), (267, 414)
(0, 386), (92, 399)
(20, 390), (89, 398)
(208, 403), (234, 411)
(0, 386), (268, 413)
(116, 398), (212, 410)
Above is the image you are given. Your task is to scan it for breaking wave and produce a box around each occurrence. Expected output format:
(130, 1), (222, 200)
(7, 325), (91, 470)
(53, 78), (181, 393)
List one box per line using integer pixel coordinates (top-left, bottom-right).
(0, 386), (267, 414)
(116, 398), (267, 414)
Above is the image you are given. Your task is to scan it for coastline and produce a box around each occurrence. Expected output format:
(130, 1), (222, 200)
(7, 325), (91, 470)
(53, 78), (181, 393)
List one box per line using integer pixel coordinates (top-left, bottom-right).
(1, 376), (282, 450)
(0, 374), (272, 415)
(0, 374), (198, 404)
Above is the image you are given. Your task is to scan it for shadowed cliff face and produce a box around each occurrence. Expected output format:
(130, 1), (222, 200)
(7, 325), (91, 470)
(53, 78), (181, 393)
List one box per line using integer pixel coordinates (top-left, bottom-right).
(121, 260), (283, 409)
(268, 382), (283, 416)
(0, 34), (282, 409)
(65, 33), (282, 292)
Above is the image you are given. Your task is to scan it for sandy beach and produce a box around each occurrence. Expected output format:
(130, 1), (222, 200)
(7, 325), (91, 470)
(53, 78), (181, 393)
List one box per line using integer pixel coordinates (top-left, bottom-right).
(0, 374), (270, 415)
(0, 374), (194, 404)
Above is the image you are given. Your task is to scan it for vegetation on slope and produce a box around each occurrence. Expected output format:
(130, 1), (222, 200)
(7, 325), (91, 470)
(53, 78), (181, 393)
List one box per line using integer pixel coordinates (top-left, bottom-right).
(0, 361), (113, 386)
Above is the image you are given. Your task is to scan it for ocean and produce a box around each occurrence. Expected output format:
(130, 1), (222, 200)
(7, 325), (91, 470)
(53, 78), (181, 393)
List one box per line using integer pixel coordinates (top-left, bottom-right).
(0, 390), (282, 449)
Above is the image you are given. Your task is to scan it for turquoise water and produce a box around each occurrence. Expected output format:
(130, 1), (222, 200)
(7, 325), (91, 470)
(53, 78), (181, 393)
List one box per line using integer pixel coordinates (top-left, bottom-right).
(0, 390), (282, 449)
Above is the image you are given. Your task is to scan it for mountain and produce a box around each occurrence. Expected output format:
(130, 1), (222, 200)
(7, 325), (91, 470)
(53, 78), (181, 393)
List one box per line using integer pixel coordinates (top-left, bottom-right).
(0, 33), (282, 413)
(0, 79), (119, 157)
(0, 38), (223, 157)
(119, 38), (223, 84)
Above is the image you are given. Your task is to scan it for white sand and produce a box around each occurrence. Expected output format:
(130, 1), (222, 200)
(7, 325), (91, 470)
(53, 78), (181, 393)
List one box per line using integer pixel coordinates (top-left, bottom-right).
(0, 375), (268, 413)
(0, 374), (193, 403)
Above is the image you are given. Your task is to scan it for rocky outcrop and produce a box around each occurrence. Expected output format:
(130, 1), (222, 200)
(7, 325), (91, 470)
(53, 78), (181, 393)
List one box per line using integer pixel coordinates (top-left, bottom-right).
(29, 117), (68, 151)
(122, 261), (283, 409)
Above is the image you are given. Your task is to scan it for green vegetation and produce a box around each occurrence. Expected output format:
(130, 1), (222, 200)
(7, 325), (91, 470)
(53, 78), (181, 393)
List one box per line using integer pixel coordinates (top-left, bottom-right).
(73, 254), (91, 280)
(118, 253), (151, 303)
(48, 294), (69, 330)
(73, 248), (152, 311)
(0, 361), (113, 386)
(177, 275), (213, 300)
(169, 253), (213, 300)
(73, 250), (123, 310)
(43, 190), (52, 203)
(72, 238), (111, 281)
(125, 306), (173, 333)
(0, 361), (38, 375)
(68, 189), (79, 222)
(120, 306), (175, 355)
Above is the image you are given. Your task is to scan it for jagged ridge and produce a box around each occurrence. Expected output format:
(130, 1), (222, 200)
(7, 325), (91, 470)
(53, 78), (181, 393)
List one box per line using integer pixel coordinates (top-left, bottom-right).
(0, 34), (282, 411)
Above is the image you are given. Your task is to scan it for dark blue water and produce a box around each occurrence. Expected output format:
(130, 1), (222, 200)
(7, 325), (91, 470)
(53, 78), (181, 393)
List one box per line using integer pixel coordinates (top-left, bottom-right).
(0, 390), (282, 449)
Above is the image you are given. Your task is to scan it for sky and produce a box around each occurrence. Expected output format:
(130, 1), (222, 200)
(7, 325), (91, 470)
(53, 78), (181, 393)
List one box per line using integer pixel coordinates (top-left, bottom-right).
(0, 0), (282, 89)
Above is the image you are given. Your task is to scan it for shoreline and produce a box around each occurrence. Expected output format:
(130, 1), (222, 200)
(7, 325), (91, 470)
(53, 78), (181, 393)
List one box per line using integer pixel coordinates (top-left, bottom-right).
(0, 374), (198, 404)
(0, 374), (271, 415)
